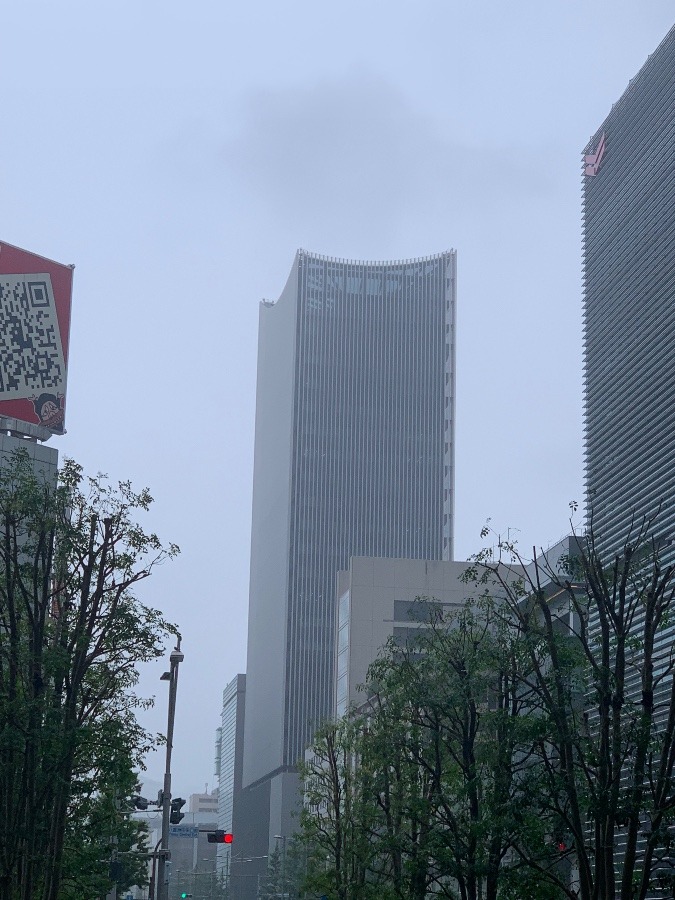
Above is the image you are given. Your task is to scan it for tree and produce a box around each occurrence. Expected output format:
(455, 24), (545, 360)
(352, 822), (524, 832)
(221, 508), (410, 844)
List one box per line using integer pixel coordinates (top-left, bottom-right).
(300, 597), (561, 900)
(300, 717), (388, 900)
(58, 713), (153, 899)
(0, 450), (178, 900)
(363, 600), (560, 900)
(301, 513), (675, 899)
(473, 514), (675, 900)
(364, 638), (448, 900)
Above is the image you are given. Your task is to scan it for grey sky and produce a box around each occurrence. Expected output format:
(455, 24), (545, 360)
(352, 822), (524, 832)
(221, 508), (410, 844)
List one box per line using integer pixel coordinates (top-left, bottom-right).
(2, 0), (673, 794)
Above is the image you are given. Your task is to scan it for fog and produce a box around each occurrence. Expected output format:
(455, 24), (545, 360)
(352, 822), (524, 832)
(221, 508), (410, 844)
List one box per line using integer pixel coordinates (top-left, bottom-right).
(2, 0), (672, 793)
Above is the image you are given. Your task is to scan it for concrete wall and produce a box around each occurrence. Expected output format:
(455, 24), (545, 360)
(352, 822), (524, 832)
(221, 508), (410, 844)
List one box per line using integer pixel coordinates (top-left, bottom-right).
(336, 557), (478, 715)
(0, 433), (58, 484)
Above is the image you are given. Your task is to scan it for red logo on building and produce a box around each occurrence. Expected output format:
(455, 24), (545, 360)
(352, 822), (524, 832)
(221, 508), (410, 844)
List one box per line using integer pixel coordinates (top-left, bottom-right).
(585, 132), (606, 177)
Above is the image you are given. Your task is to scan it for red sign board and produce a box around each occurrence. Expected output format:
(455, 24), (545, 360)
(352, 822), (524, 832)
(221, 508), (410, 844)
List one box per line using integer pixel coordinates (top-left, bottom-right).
(0, 241), (73, 435)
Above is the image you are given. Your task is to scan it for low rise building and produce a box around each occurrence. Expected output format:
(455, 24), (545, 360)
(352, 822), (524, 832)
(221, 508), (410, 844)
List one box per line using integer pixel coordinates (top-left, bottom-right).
(335, 556), (500, 717)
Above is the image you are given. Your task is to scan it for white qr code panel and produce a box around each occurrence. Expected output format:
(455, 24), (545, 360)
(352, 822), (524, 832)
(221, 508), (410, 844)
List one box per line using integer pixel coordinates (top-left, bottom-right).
(0, 274), (66, 401)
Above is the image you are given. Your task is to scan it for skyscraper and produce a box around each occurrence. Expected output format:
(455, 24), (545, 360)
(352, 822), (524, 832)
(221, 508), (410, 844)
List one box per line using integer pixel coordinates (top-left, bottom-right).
(214, 675), (246, 889)
(243, 248), (456, 858)
(582, 31), (675, 893)
(583, 25), (675, 555)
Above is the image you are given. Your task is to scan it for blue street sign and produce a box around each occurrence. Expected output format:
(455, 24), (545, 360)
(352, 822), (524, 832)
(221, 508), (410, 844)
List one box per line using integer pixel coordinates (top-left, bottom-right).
(169, 824), (199, 839)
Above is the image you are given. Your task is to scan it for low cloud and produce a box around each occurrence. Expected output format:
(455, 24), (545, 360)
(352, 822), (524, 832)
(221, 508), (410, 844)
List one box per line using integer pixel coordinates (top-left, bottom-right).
(223, 72), (552, 249)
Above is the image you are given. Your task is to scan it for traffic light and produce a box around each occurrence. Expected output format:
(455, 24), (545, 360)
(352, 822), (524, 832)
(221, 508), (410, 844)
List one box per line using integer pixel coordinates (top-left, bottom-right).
(169, 797), (186, 824)
(180, 893), (193, 898)
(207, 830), (233, 843)
(551, 832), (570, 855)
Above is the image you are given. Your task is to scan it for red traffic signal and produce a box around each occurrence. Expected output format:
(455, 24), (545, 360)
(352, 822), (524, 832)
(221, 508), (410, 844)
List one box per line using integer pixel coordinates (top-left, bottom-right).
(207, 830), (233, 844)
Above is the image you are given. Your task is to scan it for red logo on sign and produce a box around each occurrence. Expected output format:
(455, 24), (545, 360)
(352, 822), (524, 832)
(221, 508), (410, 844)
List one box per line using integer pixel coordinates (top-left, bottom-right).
(585, 132), (606, 176)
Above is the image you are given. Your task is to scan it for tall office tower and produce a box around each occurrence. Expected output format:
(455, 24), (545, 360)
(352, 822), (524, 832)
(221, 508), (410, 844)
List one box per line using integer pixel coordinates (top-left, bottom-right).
(582, 32), (675, 894)
(214, 675), (246, 887)
(243, 249), (456, 860)
(583, 26), (675, 556)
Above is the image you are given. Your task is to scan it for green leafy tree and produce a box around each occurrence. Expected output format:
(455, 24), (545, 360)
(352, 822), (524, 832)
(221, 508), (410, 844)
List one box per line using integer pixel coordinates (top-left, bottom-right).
(299, 595), (567, 900)
(364, 600), (558, 900)
(261, 836), (314, 900)
(59, 714), (153, 898)
(301, 511), (675, 900)
(363, 637), (451, 900)
(474, 514), (675, 900)
(0, 450), (178, 900)
(300, 717), (388, 900)
(259, 845), (286, 899)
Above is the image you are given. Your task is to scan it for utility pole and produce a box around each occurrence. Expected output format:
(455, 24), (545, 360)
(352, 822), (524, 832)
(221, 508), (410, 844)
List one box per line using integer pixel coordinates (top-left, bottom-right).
(157, 641), (185, 900)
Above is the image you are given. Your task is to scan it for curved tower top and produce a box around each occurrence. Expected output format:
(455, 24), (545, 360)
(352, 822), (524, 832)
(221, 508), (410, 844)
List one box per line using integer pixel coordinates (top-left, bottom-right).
(243, 246), (456, 851)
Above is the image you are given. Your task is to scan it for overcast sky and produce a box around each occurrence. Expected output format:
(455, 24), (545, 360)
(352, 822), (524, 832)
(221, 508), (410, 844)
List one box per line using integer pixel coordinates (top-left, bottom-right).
(2, 0), (673, 795)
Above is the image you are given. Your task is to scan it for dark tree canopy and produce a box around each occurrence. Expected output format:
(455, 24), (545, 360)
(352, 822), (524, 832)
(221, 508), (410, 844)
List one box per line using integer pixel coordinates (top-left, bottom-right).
(299, 515), (675, 900)
(476, 516), (675, 900)
(0, 450), (178, 900)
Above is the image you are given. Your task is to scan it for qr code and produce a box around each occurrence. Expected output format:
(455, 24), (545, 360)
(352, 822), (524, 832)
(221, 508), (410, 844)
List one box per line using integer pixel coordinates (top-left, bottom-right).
(0, 274), (66, 401)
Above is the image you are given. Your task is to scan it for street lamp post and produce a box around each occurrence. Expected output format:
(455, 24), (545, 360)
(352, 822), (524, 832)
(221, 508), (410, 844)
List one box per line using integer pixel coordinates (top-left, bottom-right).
(156, 641), (184, 900)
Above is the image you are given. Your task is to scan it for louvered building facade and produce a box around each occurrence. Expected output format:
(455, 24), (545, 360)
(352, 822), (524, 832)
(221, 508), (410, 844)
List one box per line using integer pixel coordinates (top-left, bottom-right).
(241, 249), (456, 866)
(583, 25), (675, 555)
(583, 26), (675, 899)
